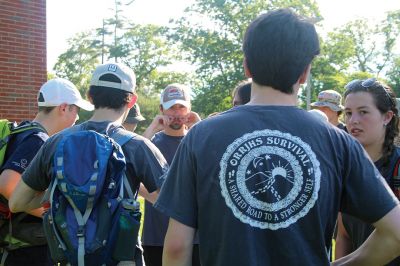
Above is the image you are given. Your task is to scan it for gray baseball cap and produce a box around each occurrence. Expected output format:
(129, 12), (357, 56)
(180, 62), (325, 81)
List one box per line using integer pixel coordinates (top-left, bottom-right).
(90, 63), (136, 93)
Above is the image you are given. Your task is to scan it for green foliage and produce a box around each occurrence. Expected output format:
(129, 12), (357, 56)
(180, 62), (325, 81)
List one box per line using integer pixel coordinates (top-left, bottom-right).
(170, 0), (321, 115)
(134, 91), (161, 135)
(385, 56), (400, 96)
(53, 0), (400, 118)
(304, 10), (400, 105)
(47, 72), (56, 80)
(53, 31), (100, 97)
(119, 24), (178, 89)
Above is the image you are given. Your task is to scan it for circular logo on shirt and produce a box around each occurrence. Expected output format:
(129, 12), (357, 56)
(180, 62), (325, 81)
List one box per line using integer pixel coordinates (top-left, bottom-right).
(219, 129), (321, 230)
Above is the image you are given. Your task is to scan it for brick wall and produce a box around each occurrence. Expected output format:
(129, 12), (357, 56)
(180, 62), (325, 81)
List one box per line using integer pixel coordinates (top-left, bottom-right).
(0, 0), (46, 122)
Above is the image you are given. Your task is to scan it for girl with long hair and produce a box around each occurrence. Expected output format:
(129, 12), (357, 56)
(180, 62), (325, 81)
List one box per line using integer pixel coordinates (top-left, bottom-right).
(336, 78), (400, 265)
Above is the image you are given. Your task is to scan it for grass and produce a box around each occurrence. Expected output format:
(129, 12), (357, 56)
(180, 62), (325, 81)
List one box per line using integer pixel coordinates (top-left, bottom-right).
(138, 196), (145, 238)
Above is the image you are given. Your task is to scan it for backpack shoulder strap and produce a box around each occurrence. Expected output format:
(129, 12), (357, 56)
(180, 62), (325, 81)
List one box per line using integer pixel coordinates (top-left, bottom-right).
(394, 158), (400, 178)
(10, 121), (46, 135)
(391, 157), (400, 199)
(110, 127), (136, 147)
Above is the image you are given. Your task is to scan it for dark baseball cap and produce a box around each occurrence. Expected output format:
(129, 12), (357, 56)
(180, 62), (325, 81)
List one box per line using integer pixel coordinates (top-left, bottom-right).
(124, 103), (145, 124)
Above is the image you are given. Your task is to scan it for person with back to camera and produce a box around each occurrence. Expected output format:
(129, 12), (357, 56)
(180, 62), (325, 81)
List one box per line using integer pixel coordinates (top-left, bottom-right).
(208, 80), (251, 118)
(232, 80), (251, 106)
(9, 62), (168, 266)
(153, 9), (400, 266)
(335, 78), (400, 265)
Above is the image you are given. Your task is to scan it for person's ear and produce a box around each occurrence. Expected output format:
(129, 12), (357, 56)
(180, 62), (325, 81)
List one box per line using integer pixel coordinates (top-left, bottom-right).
(383, 110), (394, 126)
(243, 58), (252, 78)
(58, 103), (68, 113)
(159, 105), (164, 113)
(299, 64), (311, 84)
(127, 94), (138, 109)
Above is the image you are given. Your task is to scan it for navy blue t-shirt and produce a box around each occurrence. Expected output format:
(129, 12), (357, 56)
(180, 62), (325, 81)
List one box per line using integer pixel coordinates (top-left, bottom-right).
(1, 121), (48, 174)
(155, 105), (399, 266)
(142, 132), (183, 246)
(342, 147), (400, 266)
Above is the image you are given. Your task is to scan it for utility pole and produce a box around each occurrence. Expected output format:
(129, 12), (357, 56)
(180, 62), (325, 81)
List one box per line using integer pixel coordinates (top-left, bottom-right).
(114, 0), (118, 63)
(102, 19), (105, 64)
(306, 73), (312, 110)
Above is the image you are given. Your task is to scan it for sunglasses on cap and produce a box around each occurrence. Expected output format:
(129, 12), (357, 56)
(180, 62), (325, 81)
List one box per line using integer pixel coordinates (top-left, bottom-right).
(345, 78), (395, 107)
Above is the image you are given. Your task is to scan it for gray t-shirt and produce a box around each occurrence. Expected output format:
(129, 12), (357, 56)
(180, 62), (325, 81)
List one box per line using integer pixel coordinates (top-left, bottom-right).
(22, 121), (167, 195)
(155, 105), (399, 266)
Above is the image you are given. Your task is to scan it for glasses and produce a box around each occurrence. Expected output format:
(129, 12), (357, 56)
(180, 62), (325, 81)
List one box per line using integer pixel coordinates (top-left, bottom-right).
(345, 78), (395, 107)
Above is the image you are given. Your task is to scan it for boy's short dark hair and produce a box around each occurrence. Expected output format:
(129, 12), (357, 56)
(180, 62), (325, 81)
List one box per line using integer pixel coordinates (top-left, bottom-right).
(88, 73), (133, 110)
(243, 9), (320, 94)
(232, 80), (251, 105)
(38, 106), (56, 114)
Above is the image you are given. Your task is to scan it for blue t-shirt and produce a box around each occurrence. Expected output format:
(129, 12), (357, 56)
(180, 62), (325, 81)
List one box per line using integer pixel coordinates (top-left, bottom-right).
(154, 105), (399, 266)
(142, 132), (183, 246)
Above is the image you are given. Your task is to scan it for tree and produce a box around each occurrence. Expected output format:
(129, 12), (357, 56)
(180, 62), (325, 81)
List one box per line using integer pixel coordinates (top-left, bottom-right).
(100, 0), (135, 62)
(135, 90), (161, 134)
(170, 0), (322, 115)
(303, 10), (400, 106)
(387, 56), (400, 96)
(119, 24), (180, 90)
(377, 10), (400, 77)
(53, 31), (101, 95)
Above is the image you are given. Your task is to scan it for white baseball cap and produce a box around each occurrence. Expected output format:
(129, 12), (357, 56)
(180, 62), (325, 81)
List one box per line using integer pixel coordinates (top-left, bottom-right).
(37, 78), (94, 111)
(160, 84), (191, 110)
(90, 62), (136, 93)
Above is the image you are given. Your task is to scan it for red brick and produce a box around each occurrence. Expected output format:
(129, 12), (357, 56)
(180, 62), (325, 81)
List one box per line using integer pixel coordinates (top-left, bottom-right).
(0, 0), (46, 122)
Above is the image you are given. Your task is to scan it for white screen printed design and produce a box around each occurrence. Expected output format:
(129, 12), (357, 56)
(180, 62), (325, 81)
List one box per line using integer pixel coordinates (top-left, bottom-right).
(219, 129), (321, 230)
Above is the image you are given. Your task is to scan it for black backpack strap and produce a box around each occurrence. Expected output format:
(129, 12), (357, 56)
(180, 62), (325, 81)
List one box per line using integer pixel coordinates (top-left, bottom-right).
(10, 121), (46, 135)
(391, 158), (400, 199)
(4, 122), (47, 150)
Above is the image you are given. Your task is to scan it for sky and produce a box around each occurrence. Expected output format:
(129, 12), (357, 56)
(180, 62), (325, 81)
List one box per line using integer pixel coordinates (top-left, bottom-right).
(47, 0), (400, 72)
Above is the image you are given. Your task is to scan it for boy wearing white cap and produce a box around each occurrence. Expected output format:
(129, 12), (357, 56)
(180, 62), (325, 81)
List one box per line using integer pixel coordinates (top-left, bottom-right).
(0, 77), (93, 265)
(10, 63), (168, 266)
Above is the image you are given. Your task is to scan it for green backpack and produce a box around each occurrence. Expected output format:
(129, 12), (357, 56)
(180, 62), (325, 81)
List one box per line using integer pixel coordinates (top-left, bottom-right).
(0, 119), (47, 251)
(0, 119), (45, 166)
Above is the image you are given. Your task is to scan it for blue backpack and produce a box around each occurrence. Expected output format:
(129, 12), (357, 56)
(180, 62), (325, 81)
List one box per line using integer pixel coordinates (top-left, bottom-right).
(43, 125), (141, 266)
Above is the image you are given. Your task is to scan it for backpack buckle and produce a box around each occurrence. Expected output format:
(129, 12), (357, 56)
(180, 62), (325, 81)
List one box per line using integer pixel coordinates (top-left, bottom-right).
(77, 226), (85, 237)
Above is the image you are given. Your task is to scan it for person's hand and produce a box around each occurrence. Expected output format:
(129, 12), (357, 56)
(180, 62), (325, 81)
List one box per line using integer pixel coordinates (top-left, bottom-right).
(143, 115), (168, 139)
(186, 111), (201, 129)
